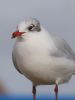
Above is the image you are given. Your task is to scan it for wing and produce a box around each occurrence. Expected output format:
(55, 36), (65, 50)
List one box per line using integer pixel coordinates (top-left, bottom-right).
(12, 52), (23, 74)
(50, 34), (75, 61)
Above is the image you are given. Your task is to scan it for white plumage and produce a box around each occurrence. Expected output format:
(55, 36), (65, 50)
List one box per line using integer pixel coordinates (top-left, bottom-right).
(12, 18), (75, 100)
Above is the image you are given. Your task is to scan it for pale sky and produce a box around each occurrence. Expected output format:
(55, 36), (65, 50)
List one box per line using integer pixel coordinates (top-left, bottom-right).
(0, 0), (75, 95)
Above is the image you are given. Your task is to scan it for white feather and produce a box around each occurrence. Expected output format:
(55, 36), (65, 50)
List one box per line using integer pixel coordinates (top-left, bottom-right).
(12, 21), (75, 85)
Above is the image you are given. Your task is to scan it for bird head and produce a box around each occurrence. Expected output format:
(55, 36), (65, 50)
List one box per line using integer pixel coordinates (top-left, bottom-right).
(11, 18), (41, 38)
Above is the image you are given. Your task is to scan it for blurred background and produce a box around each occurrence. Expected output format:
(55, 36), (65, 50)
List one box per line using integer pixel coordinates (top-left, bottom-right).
(0, 0), (75, 96)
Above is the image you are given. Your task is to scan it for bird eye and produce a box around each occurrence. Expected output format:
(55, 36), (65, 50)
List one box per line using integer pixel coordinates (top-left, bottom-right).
(28, 24), (34, 31)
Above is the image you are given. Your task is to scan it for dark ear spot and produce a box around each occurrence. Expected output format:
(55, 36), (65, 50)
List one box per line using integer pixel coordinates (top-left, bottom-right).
(36, 26), (41, 32)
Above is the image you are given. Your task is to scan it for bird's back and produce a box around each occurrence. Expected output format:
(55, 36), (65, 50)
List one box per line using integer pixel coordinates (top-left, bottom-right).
(47, 33), (75, 61)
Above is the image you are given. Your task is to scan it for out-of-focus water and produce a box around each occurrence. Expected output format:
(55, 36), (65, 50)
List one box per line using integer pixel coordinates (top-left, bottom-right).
(0, 95), (75, 100)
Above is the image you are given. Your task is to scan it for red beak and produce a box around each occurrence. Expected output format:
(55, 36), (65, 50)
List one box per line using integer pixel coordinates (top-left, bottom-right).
(11, 30), (25, 38)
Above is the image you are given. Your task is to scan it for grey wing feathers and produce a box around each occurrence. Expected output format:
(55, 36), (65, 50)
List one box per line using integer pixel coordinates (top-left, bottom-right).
(12, 52), (22, 74)
(52, 35), (75, 61)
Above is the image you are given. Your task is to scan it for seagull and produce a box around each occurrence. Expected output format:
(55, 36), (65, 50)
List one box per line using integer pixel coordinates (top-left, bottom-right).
(12, 18), (75, 100)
